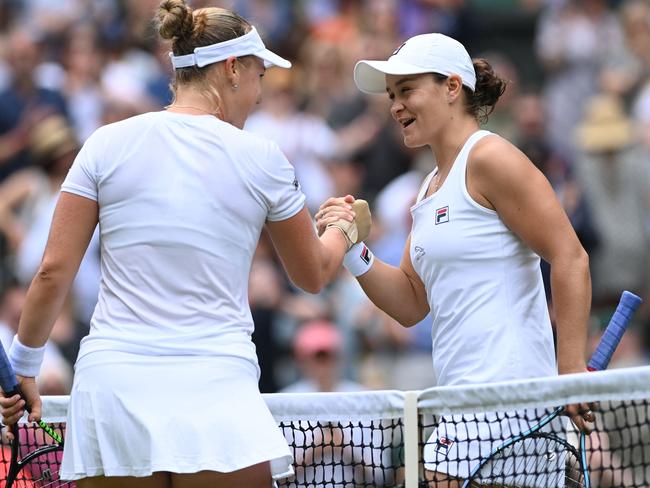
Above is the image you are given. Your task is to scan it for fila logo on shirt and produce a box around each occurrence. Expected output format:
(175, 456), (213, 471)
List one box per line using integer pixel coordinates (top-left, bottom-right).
(434, 436), (455, 456)
(435, 206), (449, 225)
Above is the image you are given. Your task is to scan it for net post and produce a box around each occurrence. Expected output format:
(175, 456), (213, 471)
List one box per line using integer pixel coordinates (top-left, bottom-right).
(403, 390), (420, 488)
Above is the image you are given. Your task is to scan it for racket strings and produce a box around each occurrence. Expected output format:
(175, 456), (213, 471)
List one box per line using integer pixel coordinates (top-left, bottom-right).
(472, 435), (586, 488)
(6, 422), (71, 488)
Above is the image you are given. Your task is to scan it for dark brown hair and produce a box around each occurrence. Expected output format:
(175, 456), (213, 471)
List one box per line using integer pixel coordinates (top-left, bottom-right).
(155, 0), (251, 88)
(433, 58), (507, 123)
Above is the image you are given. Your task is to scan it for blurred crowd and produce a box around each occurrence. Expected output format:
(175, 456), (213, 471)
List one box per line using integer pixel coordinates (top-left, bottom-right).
(0, 0), (649, 397)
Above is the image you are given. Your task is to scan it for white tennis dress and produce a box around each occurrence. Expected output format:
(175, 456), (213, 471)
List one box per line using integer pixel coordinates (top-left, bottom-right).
(58, 111), (305, 481)
(410, 130), (560, 485)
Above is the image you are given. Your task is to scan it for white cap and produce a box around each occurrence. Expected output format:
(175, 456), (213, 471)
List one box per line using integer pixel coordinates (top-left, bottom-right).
(169, 26), (291, 70)
(354, 33), (475, 94)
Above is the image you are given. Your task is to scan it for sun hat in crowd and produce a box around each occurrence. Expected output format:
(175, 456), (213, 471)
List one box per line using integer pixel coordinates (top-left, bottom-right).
(294, 320), (342, 359)
(575, 95), (634, 152)
(354, 33), (476, 94)
(29, 115), (79, 163)
(169, 26), (291, 70)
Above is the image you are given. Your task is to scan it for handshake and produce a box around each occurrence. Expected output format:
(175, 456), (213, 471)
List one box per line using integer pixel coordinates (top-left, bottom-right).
(315, 196), (372, 250)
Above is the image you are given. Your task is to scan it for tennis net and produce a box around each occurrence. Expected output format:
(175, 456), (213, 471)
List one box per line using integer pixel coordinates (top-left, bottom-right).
(1, 366), (649, 487)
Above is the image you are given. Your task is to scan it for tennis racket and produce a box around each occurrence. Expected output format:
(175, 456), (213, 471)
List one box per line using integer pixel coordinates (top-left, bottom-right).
(461, 290), (643, 488)
(0, 342), (72, 488)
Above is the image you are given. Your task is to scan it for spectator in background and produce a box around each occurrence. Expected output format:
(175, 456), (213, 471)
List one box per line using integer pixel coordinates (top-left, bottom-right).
(0, 115), (79, 254)
(245, 68), (337, 213)
(536, 0), (627, 157)
(0, 280), (72, 395)
(513, 92), (600, 302)
(0, 28), (67, 181)
(282, 319), (365, 393)
(0, 114), (101, 326)
(574, 94), (650, 309)
(60, 25), (106, 141)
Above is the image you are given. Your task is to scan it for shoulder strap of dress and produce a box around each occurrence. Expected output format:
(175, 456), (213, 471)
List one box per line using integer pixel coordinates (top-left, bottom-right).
(452, 130), (494, 173)
(415, 170), (437, 203)
(460, 130), (493, 160)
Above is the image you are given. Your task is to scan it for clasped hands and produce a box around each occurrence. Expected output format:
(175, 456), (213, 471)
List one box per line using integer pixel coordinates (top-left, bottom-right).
(315, 194), (372, 250)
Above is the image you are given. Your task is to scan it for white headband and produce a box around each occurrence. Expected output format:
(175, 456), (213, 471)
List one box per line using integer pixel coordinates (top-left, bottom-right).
(169, 26), (291, 70)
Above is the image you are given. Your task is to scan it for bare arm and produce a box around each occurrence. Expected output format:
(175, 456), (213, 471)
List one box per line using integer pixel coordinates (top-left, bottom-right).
(315, 197), (430, 326)
(469, 137), (591, 375)
(0, 192), (97, 427)
(265, 205), (351, 294)
(355, 235), (430, 327)
(18, 192), (98, 347)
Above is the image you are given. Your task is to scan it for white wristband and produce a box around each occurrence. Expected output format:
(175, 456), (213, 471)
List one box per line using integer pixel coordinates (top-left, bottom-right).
(8, 336), (45, 377)
(343, 242), (374, 277)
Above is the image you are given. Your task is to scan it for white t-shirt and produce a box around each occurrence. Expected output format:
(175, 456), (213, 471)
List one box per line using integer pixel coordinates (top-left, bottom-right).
(409, 130), (557, 387)
(61, 111), (305, 367)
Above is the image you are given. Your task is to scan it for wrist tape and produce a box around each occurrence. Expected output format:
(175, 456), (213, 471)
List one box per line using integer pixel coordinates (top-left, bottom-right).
(343, 242), (374, 277)
(9, 336), (45, 377)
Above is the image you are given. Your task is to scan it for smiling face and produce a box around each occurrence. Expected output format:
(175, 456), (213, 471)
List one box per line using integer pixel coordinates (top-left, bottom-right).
(386, 73), (453, 148)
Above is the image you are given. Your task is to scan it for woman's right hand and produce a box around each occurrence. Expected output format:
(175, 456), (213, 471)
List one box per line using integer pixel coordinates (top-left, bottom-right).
(0, 376), (41, 441)
(315, 195), (356, 237)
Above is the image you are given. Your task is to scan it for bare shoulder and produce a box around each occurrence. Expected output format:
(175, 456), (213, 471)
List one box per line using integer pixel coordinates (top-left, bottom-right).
(469, 134), (532, 178)
(467, 134), (546, 207)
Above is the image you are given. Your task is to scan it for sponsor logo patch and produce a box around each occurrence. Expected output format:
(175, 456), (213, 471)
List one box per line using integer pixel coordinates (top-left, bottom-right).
(435, 206), (449, 225)
(435, 436), (455, 456)
(360, 244), (371, 264)
(414, 245), (426, 262)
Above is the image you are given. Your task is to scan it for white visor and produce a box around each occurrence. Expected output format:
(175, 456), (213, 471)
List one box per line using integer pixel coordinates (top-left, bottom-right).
(169, 26), (291, 70)
(354, 33), (476, 94)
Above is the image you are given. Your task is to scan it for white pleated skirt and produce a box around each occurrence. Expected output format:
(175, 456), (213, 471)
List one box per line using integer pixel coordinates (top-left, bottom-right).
(60, 351), (293, 481)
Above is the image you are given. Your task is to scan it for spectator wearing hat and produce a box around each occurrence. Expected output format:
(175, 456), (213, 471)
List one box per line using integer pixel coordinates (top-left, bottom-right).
(574, 94), (650, 309)
(282, 319), (365, 393)
(0, 114), (100, 329)
(0, 114), (79, 254)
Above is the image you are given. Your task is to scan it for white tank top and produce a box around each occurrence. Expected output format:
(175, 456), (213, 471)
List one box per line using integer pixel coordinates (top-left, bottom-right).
(409, 130), (557, 386)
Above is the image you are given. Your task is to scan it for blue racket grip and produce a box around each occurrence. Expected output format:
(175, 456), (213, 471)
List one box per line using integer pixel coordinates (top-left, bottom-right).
(588, 291), (642, 371)
(0, 342), (21, 397)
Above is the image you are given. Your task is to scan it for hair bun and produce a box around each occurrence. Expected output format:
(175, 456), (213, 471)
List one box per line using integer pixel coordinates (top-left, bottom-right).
(157, 0), (194, 41)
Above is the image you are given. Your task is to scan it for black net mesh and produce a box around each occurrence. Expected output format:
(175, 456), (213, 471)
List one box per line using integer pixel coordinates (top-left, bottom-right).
(277, 418), (404, 487)
(1, 397), (648, 487)
(419, 399), (650, 487)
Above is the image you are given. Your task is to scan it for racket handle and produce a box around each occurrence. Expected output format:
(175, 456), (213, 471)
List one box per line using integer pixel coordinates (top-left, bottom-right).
(0, 342), (21, 397)
(587, 291), (643, 371)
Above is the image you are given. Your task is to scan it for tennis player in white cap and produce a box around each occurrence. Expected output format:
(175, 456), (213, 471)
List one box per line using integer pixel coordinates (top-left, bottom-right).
(0, 1), (371, 487)
(318, 33), (595, 487)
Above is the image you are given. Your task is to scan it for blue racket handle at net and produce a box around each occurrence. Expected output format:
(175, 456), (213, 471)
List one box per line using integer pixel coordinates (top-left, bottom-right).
(0, 341), (64, 444)
(0, 342), (21, 397)
(587, 291), (643, 371)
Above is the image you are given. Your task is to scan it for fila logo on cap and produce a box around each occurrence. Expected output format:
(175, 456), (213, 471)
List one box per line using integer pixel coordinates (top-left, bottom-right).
(435, 206), (449, 225)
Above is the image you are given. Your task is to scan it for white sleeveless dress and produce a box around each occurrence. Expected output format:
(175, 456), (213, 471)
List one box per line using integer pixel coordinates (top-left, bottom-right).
(409, 130), (563, 484)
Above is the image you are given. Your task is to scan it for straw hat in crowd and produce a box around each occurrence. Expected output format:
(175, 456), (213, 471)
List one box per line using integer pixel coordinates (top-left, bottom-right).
(29, 115), (79, 165)
(575, 95), (635, 152)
